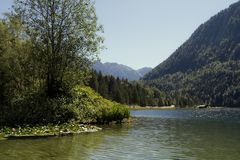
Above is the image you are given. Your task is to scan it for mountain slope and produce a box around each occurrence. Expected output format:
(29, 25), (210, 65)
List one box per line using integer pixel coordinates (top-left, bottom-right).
(93, 62), (152, 81)
(144, 1), (240, 107)
(145, 1), (240, 80)
(137, 67), (152, 77)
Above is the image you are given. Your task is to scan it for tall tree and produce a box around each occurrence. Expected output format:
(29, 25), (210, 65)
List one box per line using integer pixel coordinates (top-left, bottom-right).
(13, 0), (103, 97)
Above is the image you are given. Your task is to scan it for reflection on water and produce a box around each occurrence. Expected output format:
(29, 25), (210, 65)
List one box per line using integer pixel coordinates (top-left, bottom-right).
(0, 108), (240, 160)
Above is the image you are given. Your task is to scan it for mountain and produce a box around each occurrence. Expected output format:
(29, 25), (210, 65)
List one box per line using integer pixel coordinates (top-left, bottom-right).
(93, 62), (152, 81)
(143, 1), (240, 107)
(137, 67), (153, 77)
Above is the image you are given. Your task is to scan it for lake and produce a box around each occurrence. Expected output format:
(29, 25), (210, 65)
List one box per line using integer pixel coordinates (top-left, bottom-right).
(0, 108), (240, 160)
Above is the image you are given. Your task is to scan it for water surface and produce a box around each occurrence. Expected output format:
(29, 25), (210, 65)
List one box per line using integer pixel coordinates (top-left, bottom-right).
(1, 108), (240, 160)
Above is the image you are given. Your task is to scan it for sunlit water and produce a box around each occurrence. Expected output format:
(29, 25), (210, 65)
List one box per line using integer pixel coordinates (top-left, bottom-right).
(1, 108), (240, 160)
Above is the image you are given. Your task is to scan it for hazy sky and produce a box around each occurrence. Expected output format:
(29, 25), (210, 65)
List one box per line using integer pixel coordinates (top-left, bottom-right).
(1, 0), (239, 69)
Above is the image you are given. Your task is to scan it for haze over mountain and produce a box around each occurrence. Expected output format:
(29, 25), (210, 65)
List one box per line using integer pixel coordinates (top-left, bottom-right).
(93, 62), (152, 81)
(137, 67), (153, 77)
(144, 1), (240, 107)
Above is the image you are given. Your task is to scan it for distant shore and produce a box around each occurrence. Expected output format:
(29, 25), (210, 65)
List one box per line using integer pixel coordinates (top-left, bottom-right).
(129, 105), (176, 110)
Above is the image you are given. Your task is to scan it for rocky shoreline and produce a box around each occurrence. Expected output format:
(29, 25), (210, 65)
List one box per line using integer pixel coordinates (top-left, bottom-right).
(0, 122), (102, 140)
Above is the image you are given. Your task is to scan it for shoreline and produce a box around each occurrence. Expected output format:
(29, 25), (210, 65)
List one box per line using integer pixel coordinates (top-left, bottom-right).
(129, 105), (176, 110)
(0, 123), (102, 140)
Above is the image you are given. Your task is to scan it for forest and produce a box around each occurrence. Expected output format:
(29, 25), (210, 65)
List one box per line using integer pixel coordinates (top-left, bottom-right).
(88, 71), (194, 107)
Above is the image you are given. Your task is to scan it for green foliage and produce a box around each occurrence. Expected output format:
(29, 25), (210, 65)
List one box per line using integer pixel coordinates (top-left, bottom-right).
(0, 17), (75, 126)
(0, 18), (35, 105)
(0, 1), (129, 127)
(13, 0), (103, 97)
(0, 85), (130, 127)
(70, 86), (130, 124)
(0, 90), (75, 126)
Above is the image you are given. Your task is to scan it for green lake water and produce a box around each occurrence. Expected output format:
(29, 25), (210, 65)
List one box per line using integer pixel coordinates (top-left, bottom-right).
(0, 108), (240, 160)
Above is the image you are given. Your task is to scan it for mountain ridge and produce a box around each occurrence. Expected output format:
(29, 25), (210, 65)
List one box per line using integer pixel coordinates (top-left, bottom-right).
(93, 61), (152, 81)
(144, 1), (240, 80)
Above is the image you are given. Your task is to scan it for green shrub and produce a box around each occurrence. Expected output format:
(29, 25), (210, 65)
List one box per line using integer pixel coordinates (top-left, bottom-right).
(0, 86), (130, 127)
(71, 86), (130, 124)
(0, 91), (75, 126)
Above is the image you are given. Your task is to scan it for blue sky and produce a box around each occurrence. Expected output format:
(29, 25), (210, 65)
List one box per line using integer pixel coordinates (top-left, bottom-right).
(1, 0), (239, 69)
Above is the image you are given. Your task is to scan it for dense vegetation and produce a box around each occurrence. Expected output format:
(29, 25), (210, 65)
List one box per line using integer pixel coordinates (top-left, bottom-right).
(89, 71), (194, 107)
(144, 1), (240, 107)
(0, 0), (129, 127)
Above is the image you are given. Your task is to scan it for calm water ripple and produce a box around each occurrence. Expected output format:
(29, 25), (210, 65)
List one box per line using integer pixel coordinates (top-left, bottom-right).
(0, 108), (240, 160)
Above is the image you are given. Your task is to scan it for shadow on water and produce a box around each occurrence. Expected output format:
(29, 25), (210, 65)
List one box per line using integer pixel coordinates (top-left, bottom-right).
(0, 108), (240, 160)
(0, 132), (105, 160)
(0, 124), (131, 160)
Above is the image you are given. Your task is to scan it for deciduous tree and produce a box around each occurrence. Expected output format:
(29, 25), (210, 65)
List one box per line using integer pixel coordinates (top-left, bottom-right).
(13, 0), (103, 97)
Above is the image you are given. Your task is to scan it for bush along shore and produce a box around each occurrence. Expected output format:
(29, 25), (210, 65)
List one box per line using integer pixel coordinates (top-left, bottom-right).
(0, 86), (130, 140)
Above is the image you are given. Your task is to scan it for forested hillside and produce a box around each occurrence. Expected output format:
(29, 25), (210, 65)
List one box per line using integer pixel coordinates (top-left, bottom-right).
(88, 71), (194, 107)
(144, 1), (240, 107)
